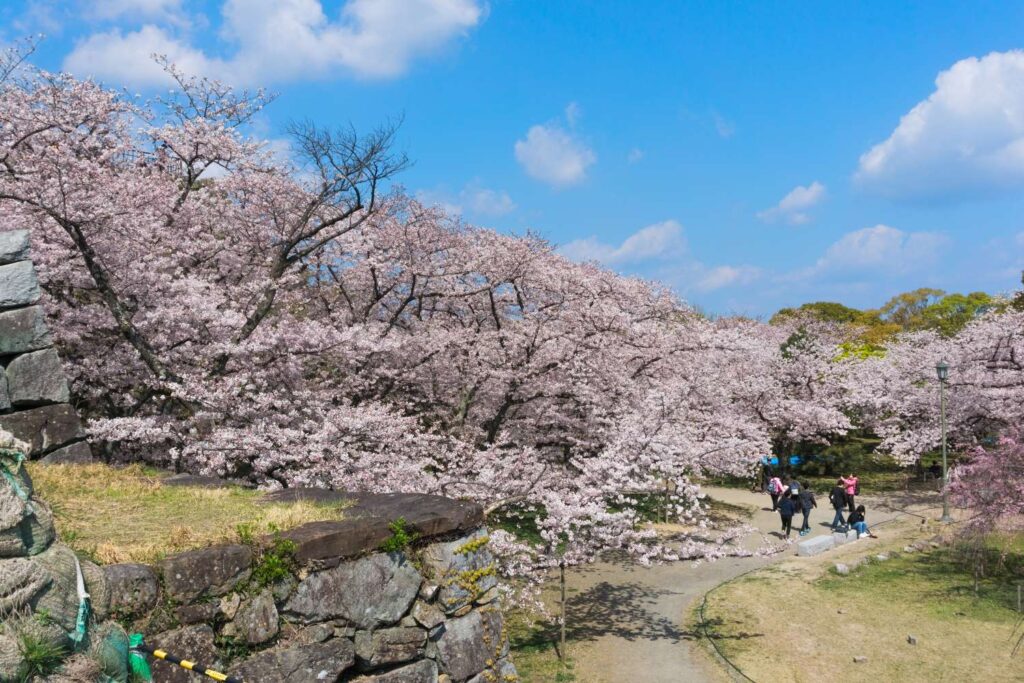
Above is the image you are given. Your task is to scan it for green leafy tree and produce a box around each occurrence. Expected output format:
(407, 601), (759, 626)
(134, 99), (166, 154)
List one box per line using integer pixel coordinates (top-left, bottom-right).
(875, 288), (945, 328)
(913, 291), (994, 337)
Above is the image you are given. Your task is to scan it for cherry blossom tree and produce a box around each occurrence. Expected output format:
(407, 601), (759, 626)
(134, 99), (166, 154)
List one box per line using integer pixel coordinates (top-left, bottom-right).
(0, 46), (796, 599)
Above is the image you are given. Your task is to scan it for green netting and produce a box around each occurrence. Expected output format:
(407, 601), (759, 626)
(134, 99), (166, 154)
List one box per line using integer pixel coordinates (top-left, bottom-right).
(94, 626), (153, 683)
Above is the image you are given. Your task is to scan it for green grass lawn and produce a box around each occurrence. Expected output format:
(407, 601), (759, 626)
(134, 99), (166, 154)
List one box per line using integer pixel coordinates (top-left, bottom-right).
(701, 529), (1024, 682)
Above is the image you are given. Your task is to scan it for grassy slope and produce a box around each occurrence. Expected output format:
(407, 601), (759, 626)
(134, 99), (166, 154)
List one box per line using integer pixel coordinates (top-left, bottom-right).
(701, 523), (1024, 682)
(28, 463), (346, 564)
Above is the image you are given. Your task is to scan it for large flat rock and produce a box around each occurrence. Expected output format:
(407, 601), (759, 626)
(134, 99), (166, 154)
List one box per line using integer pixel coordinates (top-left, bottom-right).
(151, 625), (220, 683)
(38, 441), (93, 464)
(0, 261), (40, 309)
(269, 491), (483, 564)
(160, 544), (252, 602)
(0, 306), (52, 355)
(6, 348), (70, 406)
(797, 534), (835, 557)
(0, 231), (30, 266)
(285, 552), (422, 629)
(434, 608), (505, 681)
(0, 404), (85, 458)
(230, 638), (355, 682)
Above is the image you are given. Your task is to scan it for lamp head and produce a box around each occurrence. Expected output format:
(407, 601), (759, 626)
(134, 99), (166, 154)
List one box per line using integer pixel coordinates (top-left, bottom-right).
(936, 360), (949, 382)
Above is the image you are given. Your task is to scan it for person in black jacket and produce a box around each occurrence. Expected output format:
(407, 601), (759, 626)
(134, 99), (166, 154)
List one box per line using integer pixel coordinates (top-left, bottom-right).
(778, 491), (797, 541)
(828, 480), (847, 531)
(847, 505), (877, 538)
(797, 487), (817, 535)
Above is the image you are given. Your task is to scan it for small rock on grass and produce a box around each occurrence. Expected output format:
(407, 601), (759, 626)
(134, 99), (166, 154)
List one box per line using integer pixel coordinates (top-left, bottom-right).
(834, 563), (850, 575)
(837, 608), (846, 614)
(853, 656), (868, 664)
(907, 634), (918, 645)
(875, 553), (889, 562)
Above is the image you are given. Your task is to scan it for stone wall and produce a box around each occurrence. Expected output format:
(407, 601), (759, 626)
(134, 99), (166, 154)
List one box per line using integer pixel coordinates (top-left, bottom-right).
(0, 227), (518, 681)
(1, 474), (518, 682)
(101, 491), (518, 683)
(0, 230), (91, 463)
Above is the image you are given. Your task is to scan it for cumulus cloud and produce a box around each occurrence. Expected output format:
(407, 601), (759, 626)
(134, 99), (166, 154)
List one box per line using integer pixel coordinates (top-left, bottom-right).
(64, 0), (485, 86)
(564, 101), (582, 127)
(65, 25), (218, 85)
(416, 182), (516, 218)
(856, 50), (1024, 199)
(514, 123), (596, 187)
(803, 224), (948, 278)
(561, 221), (686, 265)
(757, 181), (826, 225)
(560, 220), (760, 292)
(712, 111), (735, 139)
(695, 265), (761, 292)
(87, 0), (186, 23)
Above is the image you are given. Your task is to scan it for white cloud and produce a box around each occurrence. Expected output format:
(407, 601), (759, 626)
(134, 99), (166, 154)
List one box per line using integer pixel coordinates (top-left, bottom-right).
(712, 111), (735, 139)
(856, 50), (1024, 199)
(695, 265), (761, 292)
(514, 123), (596, 187)
(757, 181), (826, 225)
(462, 184), (515, 216)
(564, 101), (581, 127)
(416, 182), (515, 218)
(63, 0), (485, 86)
(87, 0), (186, 23)
(627, 148), (644, 164)
(562, 220), (686, 265)
(803, 224), (947, 278)
(560, 220), (760, 292)
(64, 25), (219, 85)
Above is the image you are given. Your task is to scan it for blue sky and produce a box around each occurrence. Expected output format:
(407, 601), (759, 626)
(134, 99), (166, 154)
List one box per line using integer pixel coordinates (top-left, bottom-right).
(5, 1), (1024, 316)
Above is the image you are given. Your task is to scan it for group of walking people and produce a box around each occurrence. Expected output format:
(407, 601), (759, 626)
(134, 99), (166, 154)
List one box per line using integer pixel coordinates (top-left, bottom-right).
(764, 471), (877, 542)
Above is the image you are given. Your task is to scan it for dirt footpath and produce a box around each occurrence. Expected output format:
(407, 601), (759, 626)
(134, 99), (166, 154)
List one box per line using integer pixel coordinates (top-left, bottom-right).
(568, 486), (916, 683)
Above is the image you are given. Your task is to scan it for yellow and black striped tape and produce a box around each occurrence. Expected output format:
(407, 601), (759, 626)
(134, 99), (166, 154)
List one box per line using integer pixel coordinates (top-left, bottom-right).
(145, 645), (241, 683)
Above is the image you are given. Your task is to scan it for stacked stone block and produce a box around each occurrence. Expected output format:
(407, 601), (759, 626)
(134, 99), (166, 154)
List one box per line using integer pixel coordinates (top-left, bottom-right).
(0, 230), (91, 463)
(100, 492), (518, 683)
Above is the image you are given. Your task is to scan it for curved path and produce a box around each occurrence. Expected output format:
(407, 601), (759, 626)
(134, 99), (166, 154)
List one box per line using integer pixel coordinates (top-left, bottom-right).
(567, 487), (906, 683)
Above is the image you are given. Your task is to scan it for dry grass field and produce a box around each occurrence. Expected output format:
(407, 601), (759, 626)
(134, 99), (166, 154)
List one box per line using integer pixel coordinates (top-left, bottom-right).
(27, 463), (347, 564)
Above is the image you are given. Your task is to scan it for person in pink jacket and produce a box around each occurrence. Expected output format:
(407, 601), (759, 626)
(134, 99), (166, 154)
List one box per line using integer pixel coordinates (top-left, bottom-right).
(840, 474), (859, 513)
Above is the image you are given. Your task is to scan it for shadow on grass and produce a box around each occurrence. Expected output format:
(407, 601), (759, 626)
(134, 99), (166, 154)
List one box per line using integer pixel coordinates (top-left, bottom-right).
(819, 542), (1024, 614)
(694, 615), (765, 642)
(563, 580), (693, 643)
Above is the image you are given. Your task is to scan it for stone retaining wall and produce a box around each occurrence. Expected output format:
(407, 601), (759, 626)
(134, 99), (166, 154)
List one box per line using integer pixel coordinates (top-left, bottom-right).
(102, 491), (517, 683)
(0, 230), (91, 463)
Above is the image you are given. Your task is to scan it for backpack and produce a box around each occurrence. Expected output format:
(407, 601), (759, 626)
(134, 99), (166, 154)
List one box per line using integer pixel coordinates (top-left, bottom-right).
(767, 479), (779, 494)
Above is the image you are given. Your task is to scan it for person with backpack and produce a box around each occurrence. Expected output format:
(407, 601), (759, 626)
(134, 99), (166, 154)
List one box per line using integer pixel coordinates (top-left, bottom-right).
(841, 473), (859, 513)
(797, 486), (817, 535)
(766, 473), (784, 511)
(778, 490), (797, 541)
(847, 504), (877, 538)
(828, 479), (847, 530)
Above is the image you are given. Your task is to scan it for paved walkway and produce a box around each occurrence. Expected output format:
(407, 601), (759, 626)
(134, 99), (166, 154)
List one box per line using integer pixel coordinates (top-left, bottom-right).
(567, 486), (906, 683)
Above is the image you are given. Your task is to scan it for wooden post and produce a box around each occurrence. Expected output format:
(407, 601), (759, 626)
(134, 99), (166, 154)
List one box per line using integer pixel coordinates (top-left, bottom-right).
(664, 479), (670, 523)
(559, 561), (567, 661)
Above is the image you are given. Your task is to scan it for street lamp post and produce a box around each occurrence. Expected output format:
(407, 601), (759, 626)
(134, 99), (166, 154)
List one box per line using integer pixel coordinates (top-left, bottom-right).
(936, 360), (953, 523)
